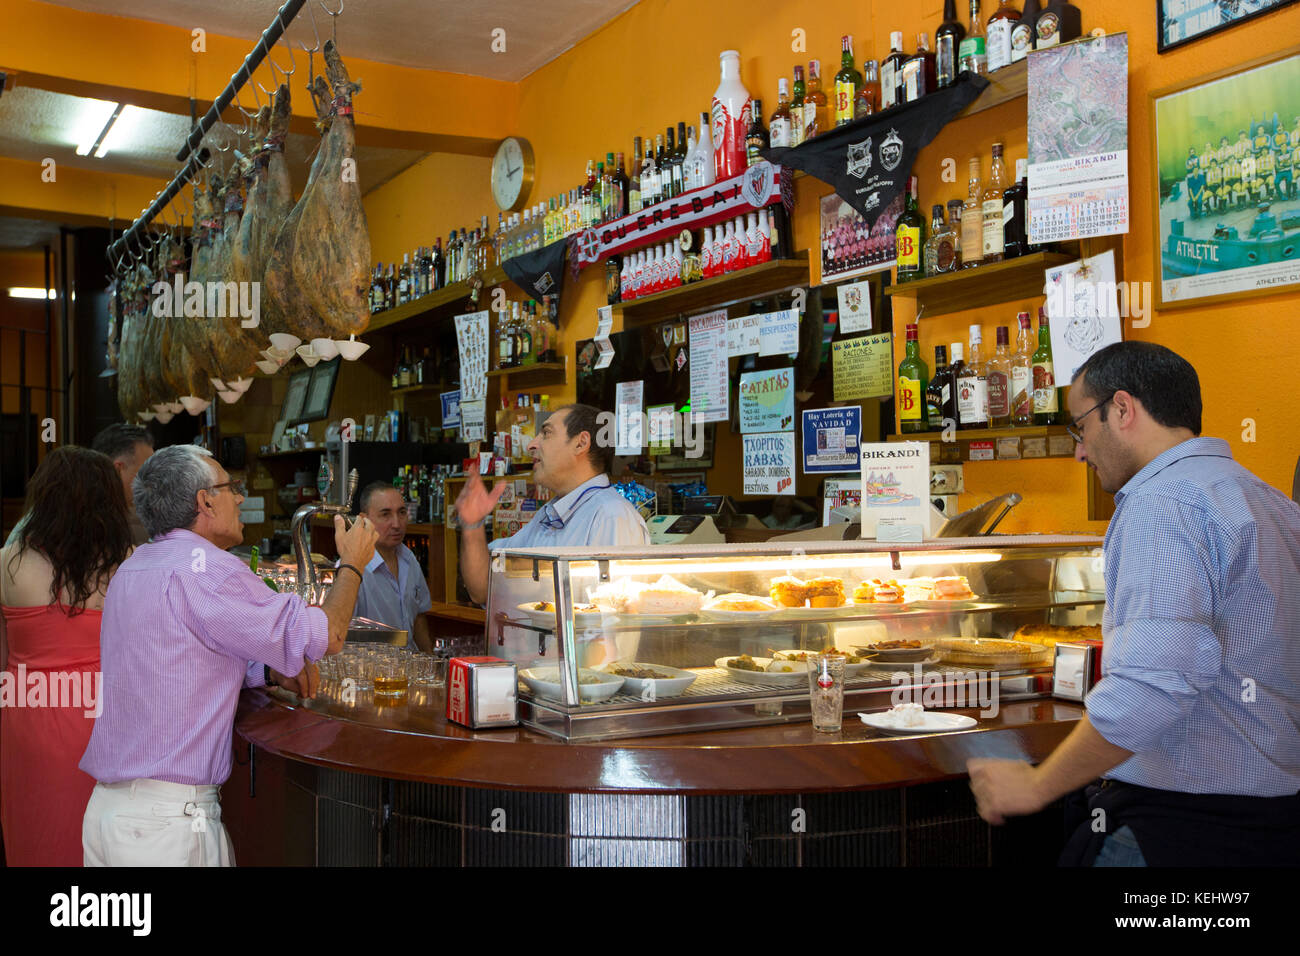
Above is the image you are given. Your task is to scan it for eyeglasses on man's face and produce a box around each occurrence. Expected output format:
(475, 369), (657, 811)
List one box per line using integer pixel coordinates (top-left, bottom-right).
(1067, 396), (1113, 443)
(209, 479), (246, 497)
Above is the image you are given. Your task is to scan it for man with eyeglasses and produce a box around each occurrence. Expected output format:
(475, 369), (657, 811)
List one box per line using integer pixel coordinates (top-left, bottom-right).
(968, 342), (1300, 866)
(80, 444), (377, 865)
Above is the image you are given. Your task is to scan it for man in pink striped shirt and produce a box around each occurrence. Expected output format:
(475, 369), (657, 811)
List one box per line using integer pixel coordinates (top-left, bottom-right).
(80, 444), (376, 866)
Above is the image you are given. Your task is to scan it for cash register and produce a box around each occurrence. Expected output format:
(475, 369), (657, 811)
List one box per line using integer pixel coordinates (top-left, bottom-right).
(645, 495), (732, 544)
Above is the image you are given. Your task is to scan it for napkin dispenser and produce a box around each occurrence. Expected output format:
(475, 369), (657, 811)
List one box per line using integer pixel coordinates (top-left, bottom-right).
(1052, 640), (1104, 702)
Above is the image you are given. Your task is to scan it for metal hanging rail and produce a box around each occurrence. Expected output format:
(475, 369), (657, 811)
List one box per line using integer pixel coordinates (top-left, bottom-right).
(106, 0), (307, 266)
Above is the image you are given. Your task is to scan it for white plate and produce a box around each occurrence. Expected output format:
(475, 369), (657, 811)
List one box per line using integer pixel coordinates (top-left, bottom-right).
(846, 602), (912, 615)
(852, 643), (936, 663)
(774, 602), (859, 618)
(699, 605), (780, 621)
(716, 656), (810, 686)
(517, 602), (607, 629)
(858, 711), (978, 734)
(771, 649), (872, 677)
(910, 598), (984, 610)
(596, 663), (696, 698)
(519, 667), (625, 703)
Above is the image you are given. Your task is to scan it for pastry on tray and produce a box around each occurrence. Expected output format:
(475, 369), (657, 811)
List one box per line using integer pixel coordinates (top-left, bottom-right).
(853, 578), (905, 603)
(1013, 624), (1102, 647)
(624, 575), (703, 615)
(931, 575), (976, 600)
(804, 576), (846, 608)
(705, 592), (777, 612)
(768, 575), (808, 608)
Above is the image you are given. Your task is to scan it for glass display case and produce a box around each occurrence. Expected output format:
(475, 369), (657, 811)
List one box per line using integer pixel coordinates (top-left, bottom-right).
(485, 536), (1105, 741)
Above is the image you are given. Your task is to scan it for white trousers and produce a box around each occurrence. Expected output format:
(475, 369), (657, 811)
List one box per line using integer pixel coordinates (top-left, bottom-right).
(83, 778), (234, 867)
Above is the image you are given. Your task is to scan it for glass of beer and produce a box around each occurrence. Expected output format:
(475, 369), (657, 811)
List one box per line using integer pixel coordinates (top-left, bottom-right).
(373, 658), (409, 701)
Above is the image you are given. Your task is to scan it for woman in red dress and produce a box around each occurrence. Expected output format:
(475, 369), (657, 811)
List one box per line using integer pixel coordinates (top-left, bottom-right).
(1, 446), (133, 866)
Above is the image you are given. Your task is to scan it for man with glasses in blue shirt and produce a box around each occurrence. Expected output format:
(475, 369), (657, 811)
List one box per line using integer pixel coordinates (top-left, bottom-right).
(968, 341), (1300, 866)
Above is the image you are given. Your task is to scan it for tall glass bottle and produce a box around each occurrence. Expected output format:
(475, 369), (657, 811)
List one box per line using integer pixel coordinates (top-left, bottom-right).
(745, 99), (769, 167)
(960, 157), (984, 268)
(804, 60), (829, 141)
(789, 66), (806, 147)
(855, 60), (880, 118)
(959, 0), (988, 75)
(894, 176), (924, 283)
(629, 138), (643, 213)
(1032, 308), (1061, 424)
(1002, 157), (1029, 258)
(957, 324), (989, 430)
(641, 142), (657, 209)
(937, 0), (967, 87)
(880, 32), (907, 110)
(986, 326), (1013, 427)
(986, 0), (1021, 72)
(981, 142), (1009, 263)
(833, 35), (863, 127)
(923, 203), (956, 276)
(903, 33), (938, 103)
(673, 121), (688, 194)
(770, 79), (794, 148)
(1010, 311), (1035, 426)
(695, 111), (716, 188)
(663, 128), (677, 199)
(1011, 0), (1042, 61)
(712, 49), (752, 181)
(927, 344), (954, 429)
(897, 323), (930, 434)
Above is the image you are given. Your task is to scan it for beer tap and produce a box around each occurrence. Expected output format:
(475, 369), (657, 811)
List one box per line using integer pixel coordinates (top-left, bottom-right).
(290, 461), (359, 598)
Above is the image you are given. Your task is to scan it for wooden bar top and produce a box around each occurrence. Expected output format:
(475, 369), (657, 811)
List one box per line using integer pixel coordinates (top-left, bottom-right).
(236, 689), (1084, 795)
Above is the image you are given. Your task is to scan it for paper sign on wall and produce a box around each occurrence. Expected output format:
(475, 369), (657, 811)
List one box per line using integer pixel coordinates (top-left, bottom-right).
(727, 314), (762, 356)
(648, 403), (676, 455)
(860, 441), (931, 539)
(832, 333), (894, 401)
(802, 407), (862, 474)
(739, 367), (794, 433)
(454, 311), (490, 402)
(1042, 249), (1125, 383)
(594, 305), (615, 369)
(758, 308), (800, 357)
(615, 380), (644, 455)
(836, 280), (873, 334)
(688, 309), (729, 423)
(440, 390), (462, 428)
(461, 400), (486, 442)
(743, 432), (797, 495)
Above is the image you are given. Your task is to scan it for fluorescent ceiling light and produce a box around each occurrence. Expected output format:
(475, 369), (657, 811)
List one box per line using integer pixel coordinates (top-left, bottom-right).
(96, 104), (143, 158)
(8, 288), (56, 299)
(73, 98), (120, 157)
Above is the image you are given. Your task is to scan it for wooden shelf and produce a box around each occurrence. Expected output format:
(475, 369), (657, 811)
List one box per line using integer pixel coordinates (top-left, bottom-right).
(256, 447), (327, 459)
(391, 383), (451, 396)
(958, 60), (1028, 118)
(366, 265), (509, 333)
(614, 254), (810, 326)
(887, 425), (1069, 443)
(885, 251), (1074, 317)
(485, 360), (567, 390)
(425, 601), (485, 625)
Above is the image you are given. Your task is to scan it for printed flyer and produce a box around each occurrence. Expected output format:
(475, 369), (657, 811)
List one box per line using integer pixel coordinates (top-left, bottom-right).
(743, 432), (796, 495)
(739, 368), (795, 433)
(802, 406), (862, 473)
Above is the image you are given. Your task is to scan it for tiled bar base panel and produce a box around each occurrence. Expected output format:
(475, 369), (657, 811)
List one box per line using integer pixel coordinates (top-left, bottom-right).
(234, 747), (1067, 867)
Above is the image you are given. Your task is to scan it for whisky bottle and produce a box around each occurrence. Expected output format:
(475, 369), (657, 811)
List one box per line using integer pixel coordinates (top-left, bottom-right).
(833, 35), (863, 127)
(957, 324), (989, 429)
(770, 79), (794, 148)
(629, 137), (643, 213)
(1035, 0), (1082, 49)
(804, 60), (829, 140)
(855, 60), (880, 118)
(981, 142), (1009, 263)
(880, 32), (906, 111)
(986, 326), (1012, 427)
(1002, 157), (1029, 258)
(790, 67), (806, 147)
(960, 157), (984, 268)
(398, 253), (411, 305)
(897, 323), (930, 434)
(1010, 311), (1034, 426)
(927, 344), (954, 429)
(1032, 307), (1061, 424)
(959, 0), (988, 75)
(902, 33), (938, 103)
(986, 0), (1021, 72)
(894, 176), (924, 283)
(923, 203), (959, 275)
(936, 0), (967, 87)
(1011, 0), (1041, 61)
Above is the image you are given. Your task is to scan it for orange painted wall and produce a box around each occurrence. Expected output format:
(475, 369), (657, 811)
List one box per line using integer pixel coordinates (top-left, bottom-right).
(362, 152), (494, 264)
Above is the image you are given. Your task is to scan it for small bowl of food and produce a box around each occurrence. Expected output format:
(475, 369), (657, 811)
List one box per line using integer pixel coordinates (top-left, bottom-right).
(599, 662), (696, 698)
(851, 639), (935, 663)
(518, 667), (625, 704)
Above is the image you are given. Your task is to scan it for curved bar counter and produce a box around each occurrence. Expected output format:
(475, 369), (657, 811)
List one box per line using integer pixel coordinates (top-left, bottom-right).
(227, 688), (1084, 866)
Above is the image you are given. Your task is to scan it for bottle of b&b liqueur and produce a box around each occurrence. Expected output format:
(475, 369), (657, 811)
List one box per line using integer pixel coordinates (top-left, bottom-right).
(898, 323), (930, 434)
(833, 35), (863, 127)
(1036, 0), (1082, 49)
(1011, 0), (1042, 61)
(895, 177), (925, 283)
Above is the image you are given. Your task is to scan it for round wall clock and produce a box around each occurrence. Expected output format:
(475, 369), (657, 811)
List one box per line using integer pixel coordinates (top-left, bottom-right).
(491, 136), (535, 212)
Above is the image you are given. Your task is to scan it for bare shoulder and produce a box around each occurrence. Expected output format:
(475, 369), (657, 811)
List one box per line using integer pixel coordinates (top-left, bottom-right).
(0, 543), (56, 607)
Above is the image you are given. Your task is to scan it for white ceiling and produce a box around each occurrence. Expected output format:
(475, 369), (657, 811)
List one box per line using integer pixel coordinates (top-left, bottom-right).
(37, 0), (643, 81)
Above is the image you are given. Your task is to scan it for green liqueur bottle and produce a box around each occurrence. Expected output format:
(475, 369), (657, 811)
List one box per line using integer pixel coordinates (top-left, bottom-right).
(898, 323), (930, 434)
(895, 176), (925, 283)
(1032, 306), (1062, 424)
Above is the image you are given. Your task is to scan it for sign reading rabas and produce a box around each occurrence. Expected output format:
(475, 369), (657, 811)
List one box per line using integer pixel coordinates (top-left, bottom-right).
(570, 163), (790, 269)
(765, 73), (988, 238)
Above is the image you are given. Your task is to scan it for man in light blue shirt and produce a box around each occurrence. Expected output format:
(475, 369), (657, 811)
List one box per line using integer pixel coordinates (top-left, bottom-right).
(351, 481), (432, 651)
(456, 403), (650, 606)
(968, 342), (1300, 866)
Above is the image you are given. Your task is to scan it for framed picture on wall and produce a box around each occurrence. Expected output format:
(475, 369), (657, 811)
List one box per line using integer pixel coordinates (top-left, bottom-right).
(300, 358), (341, 423)
(280, 368), (311, 426)
(1157, 1), (1298, 54)
(818, 192), (899, 282)
(1150, 46), (1300, 310)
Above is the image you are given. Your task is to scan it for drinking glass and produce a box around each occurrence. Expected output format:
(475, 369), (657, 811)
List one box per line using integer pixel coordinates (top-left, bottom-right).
(374, 658), (409, 701)
(807, 652), (847, 733)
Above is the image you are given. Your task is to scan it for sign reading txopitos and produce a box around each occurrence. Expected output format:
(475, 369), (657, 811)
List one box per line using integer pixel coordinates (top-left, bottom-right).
(569, 162), (792, 269)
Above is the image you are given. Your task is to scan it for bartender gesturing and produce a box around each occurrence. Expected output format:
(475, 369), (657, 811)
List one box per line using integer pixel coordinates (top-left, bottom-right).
(80, 444), (377, 866)
(457, 403), (650, 605)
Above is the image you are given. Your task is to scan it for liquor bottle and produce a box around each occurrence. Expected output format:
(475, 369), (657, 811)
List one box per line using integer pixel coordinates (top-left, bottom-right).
(663, 128), (677, 199)
(398, 253), (411, 305)
(390, 348), (401, 388)
(614, 152), (630, 219)
(398, 346), (412, 387)
(770, 78), (794, 148)
(745, 99), (769, 167)
(641, 144), (657, 209)
(936, 0), (967, 87)
(880, 32), (906, 110)
(981, 143), (1009, 263)
(895, 176), (924, 283)
(1035, 0), (1082, 49)
(833, 36), (863, 127)
(712, 50), (752, 181)
(923, 203), (957, 276)
(1032, 307), (1062, 424)
(1002, 157), (1029, 258)
(369, 264), (382, 313)
(902, 33), (938, 104)
(898, 324), (930, 434)
(422, 245), (434, 295)
(960, 157), (984, 268)
(478, 214), (494, 269)
(959, 0), (988, 75)
(926, 345), (951, 429)
(431, 239), (443, 290)
(681, 125), (699, 190)
(629, 137), (643, 213)
(497, 305), (514, 370)
(1011, 0), (1042, 61)
(957, 324), (989, 429)
(676, 121), (696, 196)
(695, 112), (717, 188)
(520, 300), (536, 365)
(855, 60), (880, 118)
(709, 225), (725, 276)
(599, 154), (614, 221)
(986, 0), (1021, 72)
(790, 66), (807, 147)
(986, 326), (1013, 427)
(653, 134), (667, 203)
(804, 59), (829, 141)
(385, 263), (396, 309)
(948, 341), (967, 422)
(1010, 311), (1034, 426)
